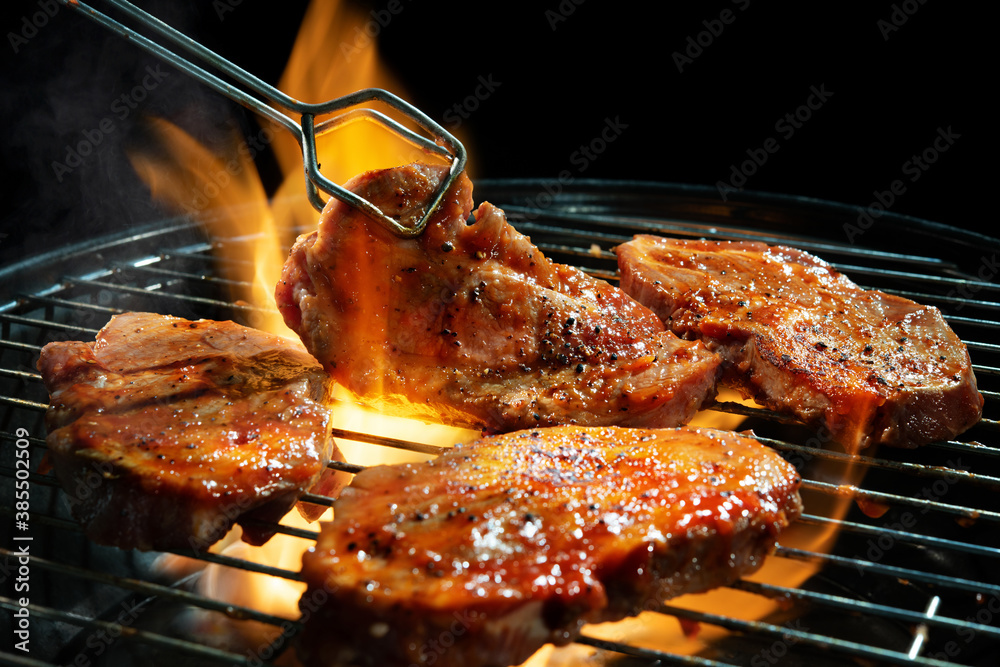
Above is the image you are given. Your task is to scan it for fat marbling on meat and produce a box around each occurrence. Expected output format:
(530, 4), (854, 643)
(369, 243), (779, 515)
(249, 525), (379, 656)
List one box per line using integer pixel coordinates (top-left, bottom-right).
(37, 312), (348, 551)
(276, 163), (721, 432)
(616, 236), (983, 451)
(296, 424), (802, 667)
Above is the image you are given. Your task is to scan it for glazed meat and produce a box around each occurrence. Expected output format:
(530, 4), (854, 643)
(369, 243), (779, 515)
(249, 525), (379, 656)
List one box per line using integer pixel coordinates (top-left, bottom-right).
(37, 312), (347, 551)
(276, 163), (720, 431)
(297, 425), (801, 667)
(617, 236), (983, 451)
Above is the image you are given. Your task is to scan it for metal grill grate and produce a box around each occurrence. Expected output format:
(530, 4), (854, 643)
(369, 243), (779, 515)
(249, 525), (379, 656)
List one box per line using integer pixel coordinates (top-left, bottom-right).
(2, 183), (998, 666)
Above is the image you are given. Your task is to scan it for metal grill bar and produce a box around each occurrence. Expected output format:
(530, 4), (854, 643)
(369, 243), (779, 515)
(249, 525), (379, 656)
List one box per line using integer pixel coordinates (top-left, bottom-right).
(799, 480), (1000, 522)
(730, 579), (1000, 640)
(573, 636), (736, 667)
(833, 263), (1000, 291)
(0, 651), (57, 667)
(19, 294), (124, 317)
(508, 210), (964, 271)
(0, 547), (294, 628)
(796, 513), (999, 559)
(1, 597), (277, 667)
(774, 547), (1000, 597)
(656, 603), (957, 667)
(946, 314), (1000, 329)
(124, 264), (248, 288)
(328, 427), (448, 456)
(886, 289), (1000, 313)
(0, 396), (47, 411)
(62, 276), (257, 313)
(0, 314), (101, 337)
(750, 435), (1000, 487)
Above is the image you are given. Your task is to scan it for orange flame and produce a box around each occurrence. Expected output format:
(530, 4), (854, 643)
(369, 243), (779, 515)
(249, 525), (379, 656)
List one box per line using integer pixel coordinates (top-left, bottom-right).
(129, 117), (291, 337)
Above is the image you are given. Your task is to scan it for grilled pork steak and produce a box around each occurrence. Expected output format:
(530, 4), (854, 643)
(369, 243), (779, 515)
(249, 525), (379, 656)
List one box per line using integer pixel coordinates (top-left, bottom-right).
(617, 236), (983, 451)
(37, 312), (347, 551)
(276, 163), (720, 431)
(297, 425), (801, 667)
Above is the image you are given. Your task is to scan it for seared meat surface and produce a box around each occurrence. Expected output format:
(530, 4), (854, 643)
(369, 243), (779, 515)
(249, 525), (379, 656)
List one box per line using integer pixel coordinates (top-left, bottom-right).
(276, 163), (720, 431)
(38, 312), (346, 551)
(617, 236), (983, 451)
(297, 425), (801, 667)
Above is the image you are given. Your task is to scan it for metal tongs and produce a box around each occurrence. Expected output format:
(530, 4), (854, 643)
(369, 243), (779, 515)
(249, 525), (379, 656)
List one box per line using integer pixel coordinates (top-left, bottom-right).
(57, 0), (467, 238)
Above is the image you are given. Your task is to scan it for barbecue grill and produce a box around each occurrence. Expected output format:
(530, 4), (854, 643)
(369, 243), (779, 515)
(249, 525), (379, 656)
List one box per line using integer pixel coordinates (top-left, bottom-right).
(2, 1), (997, 664)
(2, 179), (999, 666)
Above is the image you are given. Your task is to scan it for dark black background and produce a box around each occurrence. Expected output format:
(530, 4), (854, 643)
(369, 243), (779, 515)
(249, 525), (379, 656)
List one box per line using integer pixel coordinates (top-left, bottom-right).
(0, 0), (992, 268)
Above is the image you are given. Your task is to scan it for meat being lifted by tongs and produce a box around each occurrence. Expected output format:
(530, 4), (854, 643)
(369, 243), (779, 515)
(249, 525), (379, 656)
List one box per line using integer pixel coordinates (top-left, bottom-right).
(276, 163), (722, 432)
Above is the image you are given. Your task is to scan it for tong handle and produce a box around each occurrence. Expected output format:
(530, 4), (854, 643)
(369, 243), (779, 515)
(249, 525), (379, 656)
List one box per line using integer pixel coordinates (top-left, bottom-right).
(58, 0), (467, 237)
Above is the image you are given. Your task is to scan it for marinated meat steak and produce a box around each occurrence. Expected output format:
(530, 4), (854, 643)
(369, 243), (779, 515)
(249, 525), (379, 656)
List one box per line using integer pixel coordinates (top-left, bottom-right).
(297, 425), (801, 667)
(38, 312), (347, 551)
(617, 236), (983, 451)
(276, 163), (720, 431)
